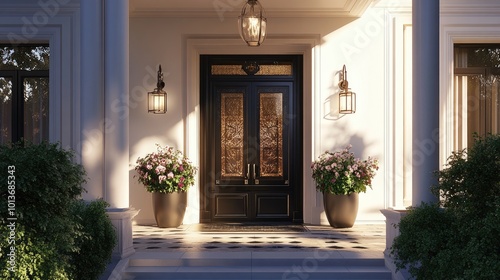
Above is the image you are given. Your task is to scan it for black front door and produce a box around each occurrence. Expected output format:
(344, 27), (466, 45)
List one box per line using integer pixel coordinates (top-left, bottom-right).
(200, 55), (303, 223)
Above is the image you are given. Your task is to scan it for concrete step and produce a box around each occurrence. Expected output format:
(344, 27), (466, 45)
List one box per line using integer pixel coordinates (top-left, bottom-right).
(119, 252), (392, 280)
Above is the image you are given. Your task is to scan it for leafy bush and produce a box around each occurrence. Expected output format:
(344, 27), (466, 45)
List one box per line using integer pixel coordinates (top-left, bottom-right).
(0, 142), (86, 279)
(69, 199), (117, 280)
(0, 224), (70, 280)
(391, 134), (500, 279)
(0, 142), (116, 279)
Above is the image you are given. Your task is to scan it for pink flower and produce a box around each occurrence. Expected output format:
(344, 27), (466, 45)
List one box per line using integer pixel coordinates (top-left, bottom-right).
(167, 172), (174, 179)
(158, 175), (167, 183)
(155, 165), (166, 174)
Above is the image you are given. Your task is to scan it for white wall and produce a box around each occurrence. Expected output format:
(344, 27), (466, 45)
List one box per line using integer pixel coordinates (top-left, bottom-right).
(128, 5), (395, 225)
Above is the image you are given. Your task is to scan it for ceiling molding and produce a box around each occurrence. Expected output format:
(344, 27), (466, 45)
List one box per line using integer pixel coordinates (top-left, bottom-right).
(130, 0), (374, 18)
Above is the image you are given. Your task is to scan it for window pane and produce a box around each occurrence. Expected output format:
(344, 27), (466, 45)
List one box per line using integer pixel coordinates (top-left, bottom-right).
(454, 45), (500, 149)
(24, 77), (49, 144)
(0, 45), (50, 70)
(0, 77), (12, 144)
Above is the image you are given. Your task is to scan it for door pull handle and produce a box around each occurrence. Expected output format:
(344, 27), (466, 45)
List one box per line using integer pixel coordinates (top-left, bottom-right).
(245, 164), (250, 184)
(253, 164), (259, 185)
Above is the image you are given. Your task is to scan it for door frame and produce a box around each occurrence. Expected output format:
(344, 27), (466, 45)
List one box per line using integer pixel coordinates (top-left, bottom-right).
(200, 55), (303, 223)
(184, 37), (321, 225)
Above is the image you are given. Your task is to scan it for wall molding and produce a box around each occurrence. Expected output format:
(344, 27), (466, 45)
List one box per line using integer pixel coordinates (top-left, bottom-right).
(185, 35), (322, 224)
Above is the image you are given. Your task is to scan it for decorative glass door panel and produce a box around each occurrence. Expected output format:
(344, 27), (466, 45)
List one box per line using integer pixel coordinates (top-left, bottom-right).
(259, 93), (283, 178)
(220, 93), (244, 178)
(215, 84), (290, 187)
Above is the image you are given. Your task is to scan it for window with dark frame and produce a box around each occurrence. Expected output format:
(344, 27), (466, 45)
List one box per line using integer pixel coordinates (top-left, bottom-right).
(454, 44), (500, 149)
(0, 45), (49, 144)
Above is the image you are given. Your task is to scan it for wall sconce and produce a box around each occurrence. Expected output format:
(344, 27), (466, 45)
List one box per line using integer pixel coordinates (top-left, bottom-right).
(238, 0), (267, 47)
(148, 65), (167, 114)
(338, 65), (356, 114)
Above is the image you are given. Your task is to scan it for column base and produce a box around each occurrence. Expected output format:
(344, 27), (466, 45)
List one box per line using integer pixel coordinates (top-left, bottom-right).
(380, 208), (409, 280)
(107, 208), (140, 259)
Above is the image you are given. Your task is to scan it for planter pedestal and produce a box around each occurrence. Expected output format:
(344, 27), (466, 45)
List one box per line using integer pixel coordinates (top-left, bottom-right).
(323, 192), (359, 228)
(152, 192), (187, 228)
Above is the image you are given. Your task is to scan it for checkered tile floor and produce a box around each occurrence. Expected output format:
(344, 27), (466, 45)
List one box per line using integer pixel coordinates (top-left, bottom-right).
(132, 224), (386, 253)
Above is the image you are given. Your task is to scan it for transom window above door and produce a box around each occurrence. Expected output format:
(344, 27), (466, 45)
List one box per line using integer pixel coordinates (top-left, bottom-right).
(454, 44), (500, 149)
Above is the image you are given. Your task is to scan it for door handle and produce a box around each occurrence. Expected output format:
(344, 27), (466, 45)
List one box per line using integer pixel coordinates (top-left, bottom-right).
(253, 164), (259, 185)
(245, 164), (250, 184)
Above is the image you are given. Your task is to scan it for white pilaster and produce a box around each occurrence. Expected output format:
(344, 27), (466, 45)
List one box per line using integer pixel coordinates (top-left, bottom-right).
(411, 0), (440, 205)
(81, 0), (104, 201)
(104, 0), (130, 208)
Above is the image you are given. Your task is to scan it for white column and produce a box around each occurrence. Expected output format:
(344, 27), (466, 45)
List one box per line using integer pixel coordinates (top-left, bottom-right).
(81, 0), (104, 201)
(104, 0), (129, 209)
(412, 0), (440, 205)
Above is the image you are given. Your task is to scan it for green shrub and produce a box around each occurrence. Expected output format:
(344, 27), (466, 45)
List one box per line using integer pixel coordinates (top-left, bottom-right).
(69, 199), (117, 280)
(0, 141), (86, 279)
(391, 134), (500, 279)
(432, 133), (500, 217)
(0, 224), (70, 280)
(0, 141), (86, 249)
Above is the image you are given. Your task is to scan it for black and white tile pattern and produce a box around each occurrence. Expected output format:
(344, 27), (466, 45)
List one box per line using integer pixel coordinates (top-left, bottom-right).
(132, 224), (385, 253)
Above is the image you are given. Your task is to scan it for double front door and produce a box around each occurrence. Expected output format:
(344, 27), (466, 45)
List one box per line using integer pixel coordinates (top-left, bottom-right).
(200, 55), (303, 222)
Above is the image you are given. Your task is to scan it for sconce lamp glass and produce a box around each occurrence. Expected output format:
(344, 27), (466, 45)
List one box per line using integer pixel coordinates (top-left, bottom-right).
(148, 90), (167, 114)
(338, 65), (356, 114)
(148, 65), (167, 114)
(339, 90), (356, 114)
(238, 0), (267, 47)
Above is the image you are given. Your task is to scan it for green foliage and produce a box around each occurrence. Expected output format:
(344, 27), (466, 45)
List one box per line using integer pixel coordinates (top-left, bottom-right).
(431, 133), (500, 217)
(311, 145), (379, 195)
(135, 144), (198, 193)
(69, 199), (117, 280)
(392, 134), (500, 279)
(0, 224), (70, 280)
(0, 142), (86, 252)
(0, 141), (116, 279)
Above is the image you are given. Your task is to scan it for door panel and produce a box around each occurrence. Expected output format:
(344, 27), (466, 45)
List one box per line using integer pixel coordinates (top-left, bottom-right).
(212, 82), (292, 221)
(214, 194), (248, 217)
(256, 194), (289, 217)
(200, 55), (303, 223)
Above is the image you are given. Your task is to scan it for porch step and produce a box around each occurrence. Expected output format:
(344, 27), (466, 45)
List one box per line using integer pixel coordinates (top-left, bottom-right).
(118, 252), (392, 280)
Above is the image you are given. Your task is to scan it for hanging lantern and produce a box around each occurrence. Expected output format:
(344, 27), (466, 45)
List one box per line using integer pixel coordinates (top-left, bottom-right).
(238, 0), (267, 47)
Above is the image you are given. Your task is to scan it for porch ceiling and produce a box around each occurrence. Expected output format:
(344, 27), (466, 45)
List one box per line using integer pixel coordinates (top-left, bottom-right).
(129, 0), (374, 18)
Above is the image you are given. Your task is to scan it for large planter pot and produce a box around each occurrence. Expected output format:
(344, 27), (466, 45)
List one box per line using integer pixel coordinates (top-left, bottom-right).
(152, 191), (187, 228)
(323, 192), (359, 228)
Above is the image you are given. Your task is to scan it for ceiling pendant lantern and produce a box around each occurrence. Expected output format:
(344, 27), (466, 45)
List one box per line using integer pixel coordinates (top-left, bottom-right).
(238, 0), (267, 47)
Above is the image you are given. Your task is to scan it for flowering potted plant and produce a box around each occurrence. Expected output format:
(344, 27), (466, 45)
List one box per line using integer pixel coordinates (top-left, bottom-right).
(135, 144), (197, 228)
(311, 145), (379, 228)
